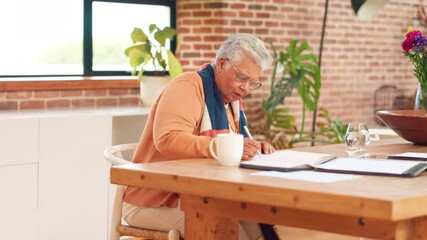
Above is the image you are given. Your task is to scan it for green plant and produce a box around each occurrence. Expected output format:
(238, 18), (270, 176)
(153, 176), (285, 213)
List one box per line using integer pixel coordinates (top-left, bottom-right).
(125, 24), (183, 81)
(257, 40), (346, 149)
(316, 107), (348, 144)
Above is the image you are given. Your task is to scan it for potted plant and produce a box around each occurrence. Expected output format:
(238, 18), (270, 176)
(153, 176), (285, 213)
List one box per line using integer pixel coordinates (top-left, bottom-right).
(256, 40), (346, 149)
(125, 24), (183, 106)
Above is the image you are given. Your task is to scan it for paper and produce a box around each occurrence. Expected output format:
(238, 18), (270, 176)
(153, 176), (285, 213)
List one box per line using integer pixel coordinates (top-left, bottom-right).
(392, 152), (427, 159)
(252, 171), (361, 183)
(242, 151), (427, 177)
(243, 150), (335, 169)
(317, 158), (424, 175)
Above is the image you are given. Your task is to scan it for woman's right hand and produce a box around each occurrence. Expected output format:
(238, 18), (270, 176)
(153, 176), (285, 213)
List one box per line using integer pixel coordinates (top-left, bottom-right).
(242, 138), (261, 160)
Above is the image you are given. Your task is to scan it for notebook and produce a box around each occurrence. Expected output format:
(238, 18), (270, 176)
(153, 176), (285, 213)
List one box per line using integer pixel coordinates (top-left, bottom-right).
(240, 150), (427, 177)
(240, 150), (336, 171)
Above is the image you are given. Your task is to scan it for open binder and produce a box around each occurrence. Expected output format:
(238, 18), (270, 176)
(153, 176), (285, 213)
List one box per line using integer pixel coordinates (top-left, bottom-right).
(240, 150), (427, 177)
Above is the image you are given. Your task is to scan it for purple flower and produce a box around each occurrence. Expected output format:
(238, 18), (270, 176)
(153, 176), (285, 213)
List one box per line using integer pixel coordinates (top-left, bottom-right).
(402, 30), (425, 52)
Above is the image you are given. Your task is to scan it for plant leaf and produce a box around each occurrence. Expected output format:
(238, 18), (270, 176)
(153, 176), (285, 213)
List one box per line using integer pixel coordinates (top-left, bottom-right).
(149, 24), (157, 33)
(167, 50), (183, 79)
(131, 28), (148, 43)
(154, 31), (166, 47)
(162, 27), (176, 39)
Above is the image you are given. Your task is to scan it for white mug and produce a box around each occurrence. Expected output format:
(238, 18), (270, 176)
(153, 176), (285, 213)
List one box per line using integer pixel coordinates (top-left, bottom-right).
(209, 134), (244, 167)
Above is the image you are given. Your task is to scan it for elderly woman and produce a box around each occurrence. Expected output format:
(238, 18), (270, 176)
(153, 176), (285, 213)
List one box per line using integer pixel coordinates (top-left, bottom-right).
(123, 33), (277, 240)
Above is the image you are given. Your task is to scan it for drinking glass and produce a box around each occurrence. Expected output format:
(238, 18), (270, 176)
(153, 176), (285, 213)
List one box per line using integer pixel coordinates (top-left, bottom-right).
(345, 122), (370, 154)
(359, 123), (370, 150)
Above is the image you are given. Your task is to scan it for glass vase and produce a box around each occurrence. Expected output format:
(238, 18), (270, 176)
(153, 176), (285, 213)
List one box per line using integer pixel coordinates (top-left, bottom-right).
(416, 83), (427, 113)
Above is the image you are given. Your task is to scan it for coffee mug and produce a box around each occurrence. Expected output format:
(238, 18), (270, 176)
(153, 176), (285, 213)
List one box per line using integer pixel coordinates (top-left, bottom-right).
(209, 133), (244, 167)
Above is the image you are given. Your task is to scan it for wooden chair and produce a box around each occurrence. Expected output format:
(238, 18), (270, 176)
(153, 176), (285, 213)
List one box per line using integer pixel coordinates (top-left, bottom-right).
(104, 143), (181, 240)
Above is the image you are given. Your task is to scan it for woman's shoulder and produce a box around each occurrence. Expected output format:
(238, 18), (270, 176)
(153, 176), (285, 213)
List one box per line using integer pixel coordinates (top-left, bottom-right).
(170, 71), (203, 88)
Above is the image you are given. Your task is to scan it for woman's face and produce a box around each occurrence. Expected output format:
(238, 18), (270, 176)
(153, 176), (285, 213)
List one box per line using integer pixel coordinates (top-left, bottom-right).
(215, 54), (261, 104)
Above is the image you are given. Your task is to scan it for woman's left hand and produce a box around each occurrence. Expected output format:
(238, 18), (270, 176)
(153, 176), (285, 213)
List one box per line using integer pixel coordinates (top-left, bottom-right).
(260, 142), (275, 154)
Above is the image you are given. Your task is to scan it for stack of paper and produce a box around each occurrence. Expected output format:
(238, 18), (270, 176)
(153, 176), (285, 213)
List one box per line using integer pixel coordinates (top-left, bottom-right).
(240, 150), (427, 177)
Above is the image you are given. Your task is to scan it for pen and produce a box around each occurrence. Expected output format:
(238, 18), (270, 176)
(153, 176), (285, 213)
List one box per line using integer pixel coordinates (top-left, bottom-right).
(243, 125), (262, 156)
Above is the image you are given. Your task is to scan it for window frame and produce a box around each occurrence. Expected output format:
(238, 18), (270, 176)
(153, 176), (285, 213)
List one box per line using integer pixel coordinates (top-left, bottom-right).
(0, 0), (176, 91)
(84, 0), (176, 76)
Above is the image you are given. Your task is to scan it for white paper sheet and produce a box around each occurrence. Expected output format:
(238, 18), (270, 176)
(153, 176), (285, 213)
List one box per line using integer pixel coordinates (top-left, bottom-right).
(317, 158), (424, 174)
(245, 150), (335, 168)
(251, 170), (361, 183)
(392, 152), (427, 159)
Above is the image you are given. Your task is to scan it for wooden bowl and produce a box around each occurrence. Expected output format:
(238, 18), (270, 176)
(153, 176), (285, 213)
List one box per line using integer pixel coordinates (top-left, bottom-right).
(376, 110), (427, 145)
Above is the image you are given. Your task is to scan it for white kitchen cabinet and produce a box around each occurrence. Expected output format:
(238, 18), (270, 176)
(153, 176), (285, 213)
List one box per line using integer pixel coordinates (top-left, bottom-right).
(38, 115), (112, 240)
(0, 164), (38, 240)
(0, 118), (38, 240)
(0, 107), (149, 240)
(0, 118), (38, 166)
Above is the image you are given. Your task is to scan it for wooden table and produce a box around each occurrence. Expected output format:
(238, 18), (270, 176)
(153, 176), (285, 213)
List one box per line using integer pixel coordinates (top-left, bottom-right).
(110, 138), (427, 239)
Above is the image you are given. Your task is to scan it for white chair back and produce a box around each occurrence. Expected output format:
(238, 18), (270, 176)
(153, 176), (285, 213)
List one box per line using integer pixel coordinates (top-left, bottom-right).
(104, 143), (181, 240)
(104, 143), (138, 240)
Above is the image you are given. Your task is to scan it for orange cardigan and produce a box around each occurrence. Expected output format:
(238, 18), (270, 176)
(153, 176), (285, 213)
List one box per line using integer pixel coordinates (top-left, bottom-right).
(124, 71), (220, 208)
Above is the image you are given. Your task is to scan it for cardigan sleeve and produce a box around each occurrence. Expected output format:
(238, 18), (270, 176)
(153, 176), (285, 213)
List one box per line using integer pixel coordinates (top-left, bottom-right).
(152, 74), (213, 159)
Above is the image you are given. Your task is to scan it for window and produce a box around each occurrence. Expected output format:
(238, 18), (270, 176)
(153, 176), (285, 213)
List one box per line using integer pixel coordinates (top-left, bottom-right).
(0, 0), (175, 78)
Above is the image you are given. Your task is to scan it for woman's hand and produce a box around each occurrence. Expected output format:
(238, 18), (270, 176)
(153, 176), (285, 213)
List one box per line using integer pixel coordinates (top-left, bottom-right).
(260, 141), (275, 154)
(242, 139), (275, 160)
(242, 138), (261, 160)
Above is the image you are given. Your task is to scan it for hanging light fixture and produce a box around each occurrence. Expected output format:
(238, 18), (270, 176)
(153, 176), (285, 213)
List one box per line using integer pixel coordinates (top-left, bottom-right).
(351, 0), (388, 20)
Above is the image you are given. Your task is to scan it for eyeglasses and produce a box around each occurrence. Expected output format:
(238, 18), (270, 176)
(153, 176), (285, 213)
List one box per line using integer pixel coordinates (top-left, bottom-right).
(226, 59), (262, 90)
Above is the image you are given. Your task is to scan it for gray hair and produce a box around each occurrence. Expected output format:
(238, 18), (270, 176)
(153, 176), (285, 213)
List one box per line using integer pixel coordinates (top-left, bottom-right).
(214, 33), (273, 71)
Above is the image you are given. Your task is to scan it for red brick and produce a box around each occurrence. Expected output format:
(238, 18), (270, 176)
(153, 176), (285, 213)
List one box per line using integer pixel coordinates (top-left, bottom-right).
(177, 12), (191, 18)
(109, 89), (129, 96)
(231, 20), (246, 26)
(204, 36), (227, 42)
(182, 3), (201, 9)
(97, 98), (118, 107)
(72, 99), (96, 107)
(265, 5), (278, 11)
(248, 21), (263, 26)
(203, 52), (216, 58)
(183, 19), (202, 25)
(20, 101), (44, 110)
(34, 90), (59, 98)
(6, 91), (32, 99)
(204, 19), (228, 25)
(85, 89), (107, 97)
(180, 44), (191, 50)
(119, 97), (140, 106)
(214, 11), (237, 17)
(239, 29), (254, 34)
(193, 27), (212, 34)
(204, 2), (228, 9)
(130, 88), (140, 95)
(59, 90), (83, 97)
(248, 4), (262, 10)
(230, 3), (246, 9)
(256, 29), (269, 35)
(0, 101), (18, 110)
(266, 21), (279, 27)
(183, 36), (202, 42)
(178, 28), (190, 34)
(214, 28), (236, 34)
(239, 12), (254, 18)
(47, 100), (71, 109)
(256, 13), (270, 18)
(183, 52), (201, 58)
(194, 44), (212, 50)
(193, 11), (212, 17)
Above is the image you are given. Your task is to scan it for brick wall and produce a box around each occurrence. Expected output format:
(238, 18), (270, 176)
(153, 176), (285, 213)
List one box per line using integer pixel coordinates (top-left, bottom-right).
(1, 0), (424, 131)
(176, 0), (423, 129)
(0, 88), (140, 110)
